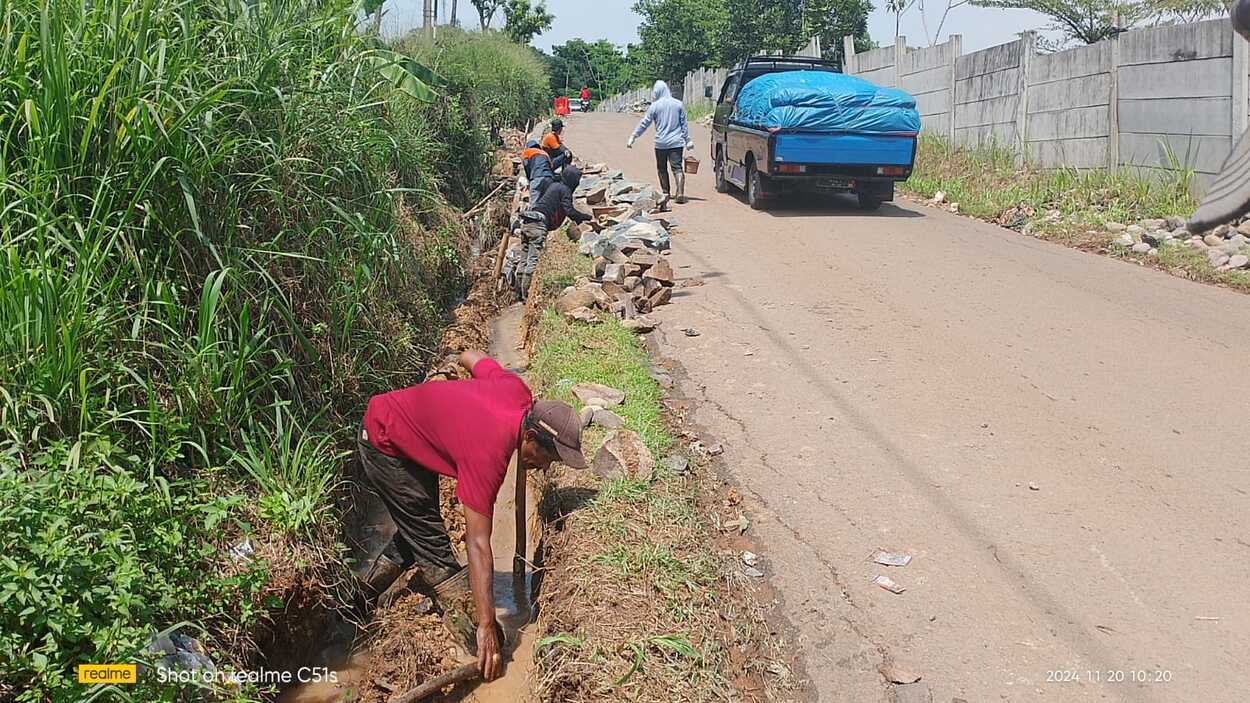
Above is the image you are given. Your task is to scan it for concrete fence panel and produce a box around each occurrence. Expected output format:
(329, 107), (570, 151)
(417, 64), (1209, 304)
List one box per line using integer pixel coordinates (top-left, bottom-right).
(597, 20), (1249, 195)
(1025, 41), (1113, 168)
(1117, 19), (1234, 180)
(953, 37), (1026, 149)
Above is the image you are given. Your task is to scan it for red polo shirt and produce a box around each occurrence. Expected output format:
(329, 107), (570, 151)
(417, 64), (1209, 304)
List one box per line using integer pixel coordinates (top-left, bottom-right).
(363, 358), (532, 516)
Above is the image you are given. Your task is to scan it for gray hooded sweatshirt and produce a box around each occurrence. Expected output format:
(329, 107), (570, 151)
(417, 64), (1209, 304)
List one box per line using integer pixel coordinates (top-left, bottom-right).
(631, 81), (691, 150)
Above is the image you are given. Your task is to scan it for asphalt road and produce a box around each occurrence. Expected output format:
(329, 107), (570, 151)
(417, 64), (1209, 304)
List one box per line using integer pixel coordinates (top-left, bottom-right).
(569, 112), (1249, 703)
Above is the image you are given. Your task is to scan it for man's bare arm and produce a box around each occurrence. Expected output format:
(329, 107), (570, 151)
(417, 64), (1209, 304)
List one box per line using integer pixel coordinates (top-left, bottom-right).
(458, 349), (487, 372)
(464, 507), (501, 680)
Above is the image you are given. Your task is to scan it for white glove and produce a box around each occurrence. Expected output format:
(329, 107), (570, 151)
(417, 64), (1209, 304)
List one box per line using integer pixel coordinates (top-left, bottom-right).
(686, 141), (695, 150)
(627, 137), (635, 149)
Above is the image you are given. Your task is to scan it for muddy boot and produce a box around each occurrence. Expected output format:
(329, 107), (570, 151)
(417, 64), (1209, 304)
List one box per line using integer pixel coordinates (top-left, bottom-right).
(675, 173), (687, 204)
(426, 568), (478, 655)
(355, 553), (406, 613)
(516, 273), (532, 302)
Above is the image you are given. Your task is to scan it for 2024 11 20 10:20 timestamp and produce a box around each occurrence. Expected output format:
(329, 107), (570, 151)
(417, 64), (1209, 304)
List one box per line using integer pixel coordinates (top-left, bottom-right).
(1047, 670), (1174, 684)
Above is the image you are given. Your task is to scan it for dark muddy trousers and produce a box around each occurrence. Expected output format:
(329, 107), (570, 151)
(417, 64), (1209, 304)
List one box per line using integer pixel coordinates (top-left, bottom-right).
(357, 429), (460, 573)
(654, 147), (683, 195)
(514, 217), (548, 299)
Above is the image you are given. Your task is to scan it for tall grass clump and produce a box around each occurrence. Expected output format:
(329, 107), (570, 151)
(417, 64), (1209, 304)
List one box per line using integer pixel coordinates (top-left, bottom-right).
(905, 134), (1196, 227)
(0, 0), (548, 699)
(393, 28), (552, 204)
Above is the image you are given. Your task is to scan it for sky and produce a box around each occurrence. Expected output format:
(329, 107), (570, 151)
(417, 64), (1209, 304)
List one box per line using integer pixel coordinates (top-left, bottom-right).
(381, 0), (1054, 56)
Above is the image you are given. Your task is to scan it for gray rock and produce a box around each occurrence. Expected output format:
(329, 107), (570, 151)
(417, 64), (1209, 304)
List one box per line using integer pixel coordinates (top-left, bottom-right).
(601, 263), (625, 284)
(1229, 254), (1250, 269)
(642, 258), (674, 284)
(591, 430), (654, 480)
(1125, 224), (1145, 241)
(1213, 224), (1231, 237)
(1208, 251), (1230, 267)
(592, 408), (626, 429)
(1239, 221), (1250, 236)
(572, 382), (625, 407)
(556, 287), (598, 315)
(621, 315), (659, 332)
(1139, 218), (1166, 231)
(1230, 233), (1248, 247)
(564, 307), (599, 324)
(1165, 215), (1187, 230)
(1114, 233), (1134, 247)
(1204, 233), (1225, 247)
(579, 406), (595, 428)
(1131, 242), (1152, 254)
(1141, 230), (1167, 246)
(1104, 221), (1126, 232)
(661, 455), (690, 474)
(1171, 227), (1189, 239)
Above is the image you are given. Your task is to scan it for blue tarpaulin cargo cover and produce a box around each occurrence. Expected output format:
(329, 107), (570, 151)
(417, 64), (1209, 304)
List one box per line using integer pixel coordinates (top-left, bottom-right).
(733, 71), (921, 134)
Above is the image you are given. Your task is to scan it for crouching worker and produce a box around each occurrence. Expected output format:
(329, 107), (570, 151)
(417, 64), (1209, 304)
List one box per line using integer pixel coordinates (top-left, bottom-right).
(521, 139), (556, 208)
(356, 350), (588, 681)
(513, 166), (592, 301)
(542, 118), (573, 171)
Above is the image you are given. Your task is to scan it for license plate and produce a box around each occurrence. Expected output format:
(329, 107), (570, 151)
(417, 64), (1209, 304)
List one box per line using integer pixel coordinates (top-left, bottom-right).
(818, 178), (856, 189)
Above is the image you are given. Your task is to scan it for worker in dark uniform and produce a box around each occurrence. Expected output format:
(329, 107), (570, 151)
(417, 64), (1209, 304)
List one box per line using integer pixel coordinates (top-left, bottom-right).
(513, 166), (592, 300)
(356, 350), (588, 681)
(520, 139), (556, 208)
(542, 119), (573, 172)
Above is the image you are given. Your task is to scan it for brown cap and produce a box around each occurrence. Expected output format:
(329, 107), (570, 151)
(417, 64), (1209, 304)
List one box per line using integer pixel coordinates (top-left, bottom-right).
(530, 400), (588, 469)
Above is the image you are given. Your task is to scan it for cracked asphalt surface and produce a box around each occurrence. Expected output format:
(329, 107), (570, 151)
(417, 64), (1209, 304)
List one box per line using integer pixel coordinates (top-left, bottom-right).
(572, 113), (1250, 702)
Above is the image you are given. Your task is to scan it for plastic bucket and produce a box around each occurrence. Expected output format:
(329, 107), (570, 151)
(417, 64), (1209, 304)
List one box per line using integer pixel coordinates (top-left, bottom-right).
(683, 156), (700, 175)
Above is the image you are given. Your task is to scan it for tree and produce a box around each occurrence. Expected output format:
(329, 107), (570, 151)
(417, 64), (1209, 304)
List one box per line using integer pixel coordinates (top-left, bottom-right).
(886, 0), (919, 38)
(548, 39), (632, 98)
(470, 0), (505, 29)
(802, 0), (874, 65)
(632, 0), (728, 83)
(503, 0), (554, 45)
(918, 0), (970, 45)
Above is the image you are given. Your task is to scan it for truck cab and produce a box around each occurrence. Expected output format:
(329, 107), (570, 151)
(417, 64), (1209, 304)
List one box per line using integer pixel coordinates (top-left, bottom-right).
(709, 56), (918, 211)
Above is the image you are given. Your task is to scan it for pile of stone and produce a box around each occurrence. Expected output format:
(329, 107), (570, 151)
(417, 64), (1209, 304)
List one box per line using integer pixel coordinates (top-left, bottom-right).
(1107, 216), (1250, 270)
(553, 166), (683, 332)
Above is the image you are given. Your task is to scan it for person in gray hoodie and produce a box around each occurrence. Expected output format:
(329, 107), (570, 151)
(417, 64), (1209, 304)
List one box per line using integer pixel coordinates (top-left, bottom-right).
(628, 80), (694, 205)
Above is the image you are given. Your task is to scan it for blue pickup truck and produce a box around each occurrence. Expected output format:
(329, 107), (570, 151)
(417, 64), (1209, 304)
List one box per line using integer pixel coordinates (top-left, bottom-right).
(709, 57), (921, 211)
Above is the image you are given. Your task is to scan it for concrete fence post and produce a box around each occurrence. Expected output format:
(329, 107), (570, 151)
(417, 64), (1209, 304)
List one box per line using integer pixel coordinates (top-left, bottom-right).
(1108, 32), (1121, 170)
(1016, 32), (1035, 160)
(1233, 30), (1249, 138)
(843, 35), (857, 73)
(948, 34), (962, 142)
(894, 35), (907, 87)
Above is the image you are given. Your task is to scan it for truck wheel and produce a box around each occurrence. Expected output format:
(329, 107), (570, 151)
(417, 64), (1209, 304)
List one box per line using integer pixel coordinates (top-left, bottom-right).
(857, 191), (883, 211)
(714, 150), (730, 193)
(748, 167), (768, 210)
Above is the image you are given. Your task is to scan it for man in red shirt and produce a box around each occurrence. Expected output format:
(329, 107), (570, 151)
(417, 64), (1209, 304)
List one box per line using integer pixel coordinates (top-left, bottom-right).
(357, 349), (587, 680)
(579, 86), (591, 102)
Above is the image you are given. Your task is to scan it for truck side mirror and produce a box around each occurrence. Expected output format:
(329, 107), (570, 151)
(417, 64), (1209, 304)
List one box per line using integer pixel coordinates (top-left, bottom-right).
(704, 85), (713, 99)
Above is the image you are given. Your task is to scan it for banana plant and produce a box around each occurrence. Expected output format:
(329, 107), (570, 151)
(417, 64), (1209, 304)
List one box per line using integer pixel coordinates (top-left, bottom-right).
(364, 48), (447, 102)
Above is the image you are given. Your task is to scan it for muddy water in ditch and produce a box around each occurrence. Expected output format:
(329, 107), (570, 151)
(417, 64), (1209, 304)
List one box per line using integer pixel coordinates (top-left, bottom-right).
(279, 303), (539, 703)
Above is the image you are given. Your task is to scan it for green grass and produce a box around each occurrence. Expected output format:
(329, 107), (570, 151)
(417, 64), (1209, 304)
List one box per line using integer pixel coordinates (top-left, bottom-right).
(527, 238), (735, 701)
(0, 1), (549, 699)
(904, 134), (1197, 229)
(903, 135), (1250, 292)
(685, 103), (714, 124)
